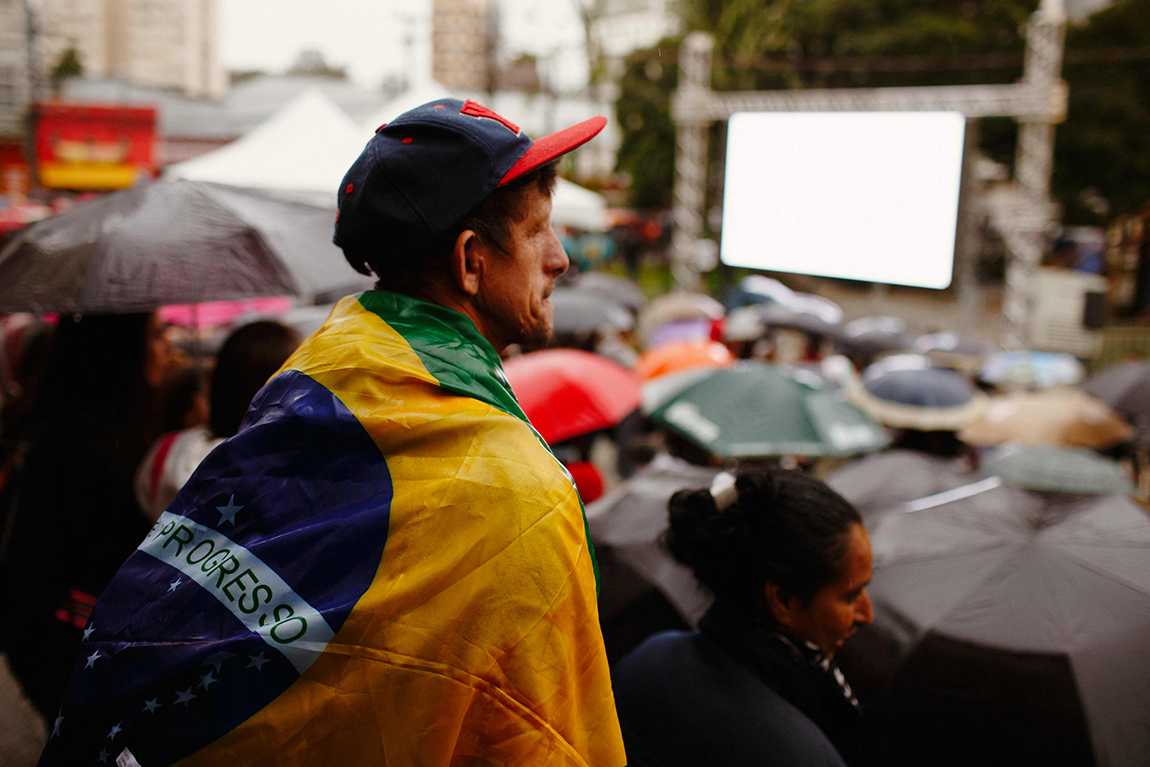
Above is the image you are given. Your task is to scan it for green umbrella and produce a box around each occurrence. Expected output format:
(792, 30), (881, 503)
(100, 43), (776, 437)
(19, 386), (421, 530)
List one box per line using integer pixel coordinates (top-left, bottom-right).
(984, 444), (1137, 495)
(642, 361), (890, 459)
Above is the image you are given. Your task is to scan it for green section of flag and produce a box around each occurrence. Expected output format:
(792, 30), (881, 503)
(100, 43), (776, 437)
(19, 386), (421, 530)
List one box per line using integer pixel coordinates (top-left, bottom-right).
(357, 290), (600, 590)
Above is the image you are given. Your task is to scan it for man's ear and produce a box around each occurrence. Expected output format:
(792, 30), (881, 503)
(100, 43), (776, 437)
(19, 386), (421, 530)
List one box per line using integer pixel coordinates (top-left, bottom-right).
(448, 229), (483, 297)
(764, 581), (797, 629)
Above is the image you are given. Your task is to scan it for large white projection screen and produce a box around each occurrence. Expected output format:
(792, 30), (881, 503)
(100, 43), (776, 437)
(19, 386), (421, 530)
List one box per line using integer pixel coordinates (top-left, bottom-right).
(720, 111), (966, 289)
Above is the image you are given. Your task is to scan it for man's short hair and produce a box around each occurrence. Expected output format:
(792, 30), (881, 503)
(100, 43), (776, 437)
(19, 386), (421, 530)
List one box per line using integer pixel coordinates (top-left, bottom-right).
(371, 162), (559, 294)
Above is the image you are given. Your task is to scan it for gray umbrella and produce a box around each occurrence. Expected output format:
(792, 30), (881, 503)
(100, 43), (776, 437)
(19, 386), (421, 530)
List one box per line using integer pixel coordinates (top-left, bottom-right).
(549, 287), (634, 336)
(983, 443), (1137, 495)
(0, 179), (374, 314)
(1082, 360), (1150, 420)
(841, 483), (1150, 767)
(836, 315), (915, 359)
(825, 449), (981, 526)
(567, 271), (647, 314)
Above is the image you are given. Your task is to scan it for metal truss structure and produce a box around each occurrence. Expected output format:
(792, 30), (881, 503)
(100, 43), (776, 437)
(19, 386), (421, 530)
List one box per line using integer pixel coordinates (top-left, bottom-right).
(670, 0), (1068, 348)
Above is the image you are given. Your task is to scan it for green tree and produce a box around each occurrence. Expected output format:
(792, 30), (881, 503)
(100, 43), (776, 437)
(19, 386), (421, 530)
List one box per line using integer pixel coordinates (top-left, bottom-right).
(50, 46), (83, 92)
(1055, 0), (1150, 223)
(615, 39), (680, 209)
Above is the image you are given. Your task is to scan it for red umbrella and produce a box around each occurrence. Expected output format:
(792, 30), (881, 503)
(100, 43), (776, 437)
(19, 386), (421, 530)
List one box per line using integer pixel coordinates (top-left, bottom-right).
(503, 349), (642, 444)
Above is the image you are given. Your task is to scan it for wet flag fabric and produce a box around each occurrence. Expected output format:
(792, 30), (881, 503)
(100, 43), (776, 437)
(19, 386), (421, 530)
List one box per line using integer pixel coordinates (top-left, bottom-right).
(39, 291), (626, 766)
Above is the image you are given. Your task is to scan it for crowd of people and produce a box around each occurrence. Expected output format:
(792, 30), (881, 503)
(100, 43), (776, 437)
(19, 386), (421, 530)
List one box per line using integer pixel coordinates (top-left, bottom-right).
(0, 97), (1145, 766)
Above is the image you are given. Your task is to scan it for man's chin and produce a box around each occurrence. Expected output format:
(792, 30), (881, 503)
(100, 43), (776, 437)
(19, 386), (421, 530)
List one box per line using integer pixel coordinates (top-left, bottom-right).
(517, 317), (555, 351)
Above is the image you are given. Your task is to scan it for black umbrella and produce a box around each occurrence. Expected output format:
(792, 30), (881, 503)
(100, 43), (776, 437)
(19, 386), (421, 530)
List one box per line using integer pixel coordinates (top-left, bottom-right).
(586, 454), (717, 629)
(836, 315), (915, 359)
(825, 449), (982, 526)
(1082, 360), (1150, 420)
(0, 179), (374, 314)
(848, 356), (987, 431)
(549, 287), (634, 336)
(839, 484), (1150, 767)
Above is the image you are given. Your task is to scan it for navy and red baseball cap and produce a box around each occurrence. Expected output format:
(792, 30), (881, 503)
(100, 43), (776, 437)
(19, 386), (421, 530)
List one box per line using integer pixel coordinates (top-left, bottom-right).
(334, 98), (607, 276)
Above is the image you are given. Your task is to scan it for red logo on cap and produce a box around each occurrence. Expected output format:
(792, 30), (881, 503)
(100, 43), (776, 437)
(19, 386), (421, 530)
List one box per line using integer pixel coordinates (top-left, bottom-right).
(460, 100), (520, 135)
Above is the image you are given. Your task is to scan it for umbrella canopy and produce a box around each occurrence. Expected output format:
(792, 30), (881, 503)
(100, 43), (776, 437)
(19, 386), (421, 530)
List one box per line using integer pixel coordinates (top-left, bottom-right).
(980, 350), (1086, 389)
(502, 349), (641, 444)
(636, 291), (725, 345)
(913, 331), (997, 356)
(849, 485), (1150, 767)
(642, 361), (889, 459)
(549, 288), (634, 336)
(837, 315), (915, 358)
(634, 341), (733, 382)
(726, 274), (796, 308)
(586, 453), (717, 626)
(566, 271), (647, 314)
(1081, 360), (1150, 420)
(984, 443), (1137, 495)
(754, 301), (843, 339)
(788, 292), (844, 324)
(0, 180), (374, 314)
(826, 449), (981, 526)
(849, 356), (986, 431)
(959, 388), (1135, 449)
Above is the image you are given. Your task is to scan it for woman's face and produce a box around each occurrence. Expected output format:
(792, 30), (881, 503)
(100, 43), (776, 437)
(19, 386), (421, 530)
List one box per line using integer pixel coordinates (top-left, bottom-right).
(144, 312), (173, 389)
(773, 522), (874, 659)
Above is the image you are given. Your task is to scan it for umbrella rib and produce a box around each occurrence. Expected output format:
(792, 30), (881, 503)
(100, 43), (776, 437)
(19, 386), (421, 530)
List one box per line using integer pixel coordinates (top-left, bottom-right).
(1046, 544), (1150, 599)
(902, 477), (1004, 512)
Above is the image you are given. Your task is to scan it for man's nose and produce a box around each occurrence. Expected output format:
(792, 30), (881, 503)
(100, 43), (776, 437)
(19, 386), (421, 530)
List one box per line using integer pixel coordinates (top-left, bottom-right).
(547, 227), (569, 276)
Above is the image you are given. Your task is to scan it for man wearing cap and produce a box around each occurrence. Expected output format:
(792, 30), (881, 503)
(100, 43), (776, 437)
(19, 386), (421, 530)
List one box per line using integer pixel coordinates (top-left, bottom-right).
(39, 101), (627, 767)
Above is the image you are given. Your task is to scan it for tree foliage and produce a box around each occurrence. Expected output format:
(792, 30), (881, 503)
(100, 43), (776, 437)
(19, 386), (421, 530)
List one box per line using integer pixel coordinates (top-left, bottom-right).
(614, 40), (680, 209)
(1056, 0), (1150, 223)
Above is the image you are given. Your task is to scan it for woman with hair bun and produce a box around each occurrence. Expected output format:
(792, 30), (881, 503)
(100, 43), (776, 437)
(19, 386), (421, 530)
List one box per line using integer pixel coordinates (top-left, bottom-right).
(613, 468), (874, 767)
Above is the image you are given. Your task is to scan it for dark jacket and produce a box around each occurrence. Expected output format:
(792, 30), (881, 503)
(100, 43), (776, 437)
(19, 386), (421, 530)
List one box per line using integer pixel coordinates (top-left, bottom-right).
(613, 603), (865, 767)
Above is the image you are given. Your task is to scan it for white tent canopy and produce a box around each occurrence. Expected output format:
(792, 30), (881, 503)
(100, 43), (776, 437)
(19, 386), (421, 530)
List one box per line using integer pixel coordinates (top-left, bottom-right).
(166, 89), (368, 206)
(360, 80), (457, 135)
(552, 178), (607, 232)
(167, 85), (607, 230)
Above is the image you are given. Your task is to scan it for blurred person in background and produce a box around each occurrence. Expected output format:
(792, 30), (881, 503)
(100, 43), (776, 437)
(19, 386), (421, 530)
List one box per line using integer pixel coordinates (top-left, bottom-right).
(614, 468), (874, 767)
(135, 320), (301, 521)
(0, 312), (169, 720)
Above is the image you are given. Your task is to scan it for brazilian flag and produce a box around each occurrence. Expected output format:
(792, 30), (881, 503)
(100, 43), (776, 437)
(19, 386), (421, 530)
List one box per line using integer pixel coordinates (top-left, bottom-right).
(40, 291), (626, 766)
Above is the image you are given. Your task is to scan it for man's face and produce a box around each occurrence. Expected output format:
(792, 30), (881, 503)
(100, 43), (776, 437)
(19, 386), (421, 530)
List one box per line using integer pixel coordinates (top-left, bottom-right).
(474, 185), (569, 350)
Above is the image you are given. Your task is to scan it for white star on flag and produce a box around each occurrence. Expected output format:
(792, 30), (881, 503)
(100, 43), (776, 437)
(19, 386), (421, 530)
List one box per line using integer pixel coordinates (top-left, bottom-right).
(85, 650), (103, 669)
(174, 687), (197, 706)
(142, 698), (160, 714)
(82, 624), (95, 642)
(51, 715), (63, 738)
(198, 671), (217, 691)
(202, 650), (235, 673)
(168, 578), (184, 593)
(98, 748), (110, 764)
(107, 722), (122, 740)
(216, 495), (244, 526)
(247, 652), (269, 672)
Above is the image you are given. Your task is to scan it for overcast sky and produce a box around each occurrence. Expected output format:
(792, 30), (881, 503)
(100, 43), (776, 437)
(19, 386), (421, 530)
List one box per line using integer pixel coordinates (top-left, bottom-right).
(220, 0), (588, 90)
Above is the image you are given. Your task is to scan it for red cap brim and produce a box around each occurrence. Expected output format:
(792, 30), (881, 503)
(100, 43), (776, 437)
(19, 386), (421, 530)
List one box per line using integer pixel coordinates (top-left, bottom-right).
(498, 116), (608, 186)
